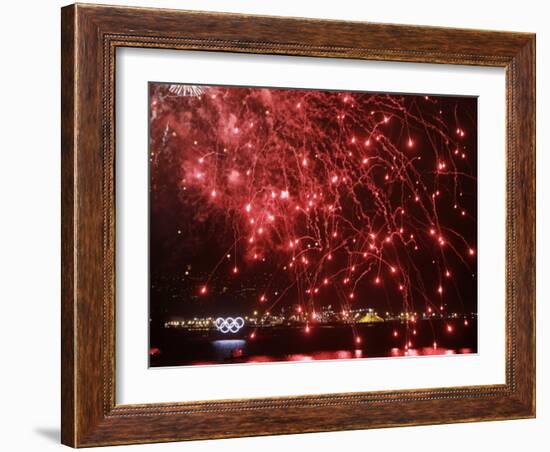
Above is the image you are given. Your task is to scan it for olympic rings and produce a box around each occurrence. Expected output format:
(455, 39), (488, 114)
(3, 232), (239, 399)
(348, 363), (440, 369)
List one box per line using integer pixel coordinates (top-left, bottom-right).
(214, 317), (245, 334)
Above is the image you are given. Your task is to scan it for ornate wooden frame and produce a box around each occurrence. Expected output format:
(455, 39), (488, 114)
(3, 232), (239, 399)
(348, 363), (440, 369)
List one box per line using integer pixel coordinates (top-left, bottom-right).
(61, 3), (536, 447)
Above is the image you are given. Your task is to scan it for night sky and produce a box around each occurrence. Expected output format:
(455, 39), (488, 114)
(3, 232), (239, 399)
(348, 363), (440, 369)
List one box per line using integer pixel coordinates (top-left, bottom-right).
(148, 83), (477, 325)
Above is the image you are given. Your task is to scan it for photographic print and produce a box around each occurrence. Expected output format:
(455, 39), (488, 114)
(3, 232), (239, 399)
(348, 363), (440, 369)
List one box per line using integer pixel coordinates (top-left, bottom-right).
(148, 83), (478, 367)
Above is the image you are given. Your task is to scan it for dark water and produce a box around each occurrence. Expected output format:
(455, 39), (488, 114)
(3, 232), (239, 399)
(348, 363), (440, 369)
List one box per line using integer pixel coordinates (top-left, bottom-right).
(150, 318), (477, 367)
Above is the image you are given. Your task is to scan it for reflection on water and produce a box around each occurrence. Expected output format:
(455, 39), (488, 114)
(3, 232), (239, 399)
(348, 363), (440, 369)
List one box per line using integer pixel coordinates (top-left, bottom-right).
(203, 342), (471, 365)
(151, 320), (477, 367)
(212, 339), (247, 361)
(389, 347), (472, 357)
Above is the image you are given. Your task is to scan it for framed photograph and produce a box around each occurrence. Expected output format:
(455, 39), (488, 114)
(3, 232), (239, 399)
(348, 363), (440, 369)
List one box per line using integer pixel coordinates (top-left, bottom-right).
(61, 3), (535, 447)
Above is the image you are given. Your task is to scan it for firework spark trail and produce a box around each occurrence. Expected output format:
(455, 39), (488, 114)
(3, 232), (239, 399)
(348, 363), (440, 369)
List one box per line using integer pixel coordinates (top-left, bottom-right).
(150, 84), (477, 346)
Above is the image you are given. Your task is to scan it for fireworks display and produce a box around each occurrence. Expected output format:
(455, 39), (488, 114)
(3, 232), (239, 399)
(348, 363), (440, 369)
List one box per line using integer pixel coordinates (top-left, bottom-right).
(149, 82), (477, 356)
